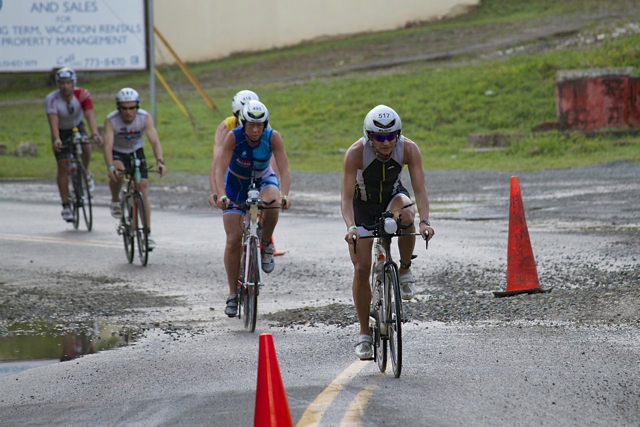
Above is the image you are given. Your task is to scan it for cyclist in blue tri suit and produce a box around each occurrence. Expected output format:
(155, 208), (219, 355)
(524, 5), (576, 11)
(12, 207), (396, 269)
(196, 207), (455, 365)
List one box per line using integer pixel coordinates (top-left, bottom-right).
(213, 100), (291, 317)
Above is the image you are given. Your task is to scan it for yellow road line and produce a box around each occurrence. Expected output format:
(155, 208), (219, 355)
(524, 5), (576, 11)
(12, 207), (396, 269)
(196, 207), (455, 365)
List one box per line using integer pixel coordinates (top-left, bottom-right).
(340, 384), (378, 426)
(296, 361), (369, 427)
(0, 233), (120, 249)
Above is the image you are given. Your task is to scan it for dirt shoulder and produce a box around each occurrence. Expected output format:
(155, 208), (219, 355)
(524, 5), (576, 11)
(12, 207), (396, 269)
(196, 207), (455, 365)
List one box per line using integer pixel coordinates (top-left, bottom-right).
(194, 3), (640, 89)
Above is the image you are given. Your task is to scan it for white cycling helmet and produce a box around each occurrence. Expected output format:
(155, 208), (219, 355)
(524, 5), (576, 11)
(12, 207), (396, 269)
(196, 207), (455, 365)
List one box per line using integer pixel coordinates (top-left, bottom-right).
(241, 100), (269, 128)
(116, 88), (140, 105)
(363, 104), (402, 142)
(55, 67), (77, 86)
(232, 90), (259, 117)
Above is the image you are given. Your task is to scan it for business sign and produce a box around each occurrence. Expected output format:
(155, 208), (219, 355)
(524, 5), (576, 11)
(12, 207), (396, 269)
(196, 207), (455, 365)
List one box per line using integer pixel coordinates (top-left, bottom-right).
(0, 0), (147, 72)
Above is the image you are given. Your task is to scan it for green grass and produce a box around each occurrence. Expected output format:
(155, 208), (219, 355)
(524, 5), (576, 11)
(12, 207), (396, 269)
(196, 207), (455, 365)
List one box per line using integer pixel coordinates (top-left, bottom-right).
(1, 0), (639, 178)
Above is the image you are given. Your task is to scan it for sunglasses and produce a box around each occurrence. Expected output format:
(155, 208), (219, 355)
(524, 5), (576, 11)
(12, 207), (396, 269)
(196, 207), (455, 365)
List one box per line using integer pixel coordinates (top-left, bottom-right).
(118, 106), (138, 111)
(66, 101), (75, 114)
(369, 132), (397, 142)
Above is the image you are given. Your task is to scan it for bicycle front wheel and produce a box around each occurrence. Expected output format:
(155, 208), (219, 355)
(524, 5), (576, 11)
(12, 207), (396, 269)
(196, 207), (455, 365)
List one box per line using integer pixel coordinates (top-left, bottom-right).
(243, 237), (259, 332)
(121, 194), (135, 263)
(385, 263), (403, 378)
(373, 281), (387, 373)
(69, 168), (81, 230)
(76, 163), (93, 231)
(134, 192), (149, 266)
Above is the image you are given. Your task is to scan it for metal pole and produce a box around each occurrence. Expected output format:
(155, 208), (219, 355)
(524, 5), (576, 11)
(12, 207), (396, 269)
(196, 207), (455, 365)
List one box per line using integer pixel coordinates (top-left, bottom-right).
(147, 0), (156, 123)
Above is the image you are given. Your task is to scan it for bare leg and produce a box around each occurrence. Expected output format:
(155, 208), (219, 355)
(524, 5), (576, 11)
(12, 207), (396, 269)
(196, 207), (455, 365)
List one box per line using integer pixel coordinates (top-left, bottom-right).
(56, 158), (70, 204)
(109, 160), (125, 202)
(222, 213), (244, 295)
(259, 185), (280, 242)
(350, 238), (374, 336)
(81, 144), (92, 173)
(389, 195), (416, 274)
(140, 179), (151, 231)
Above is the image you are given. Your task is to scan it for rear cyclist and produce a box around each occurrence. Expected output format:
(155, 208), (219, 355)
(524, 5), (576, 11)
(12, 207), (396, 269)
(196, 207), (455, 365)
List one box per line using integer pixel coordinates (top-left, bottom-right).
(45, 67), (103, 222)
(102, 88), (166, 250)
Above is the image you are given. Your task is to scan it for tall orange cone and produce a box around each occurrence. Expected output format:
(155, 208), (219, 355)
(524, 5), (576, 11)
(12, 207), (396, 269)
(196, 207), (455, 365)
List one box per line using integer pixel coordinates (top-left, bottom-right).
(254, 333), (293, 427)
(272, 236), (286, 257)
(494, 176), (551, 297)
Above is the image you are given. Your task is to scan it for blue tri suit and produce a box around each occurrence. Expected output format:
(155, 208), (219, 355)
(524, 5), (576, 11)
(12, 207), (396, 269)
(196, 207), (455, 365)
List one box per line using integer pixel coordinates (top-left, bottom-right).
(224, 127), (279, 214)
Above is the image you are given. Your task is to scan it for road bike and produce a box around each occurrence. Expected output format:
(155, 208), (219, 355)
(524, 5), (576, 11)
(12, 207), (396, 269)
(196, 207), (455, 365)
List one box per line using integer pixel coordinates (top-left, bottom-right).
(355, 204), (427, 378)
(67, 127), (93, 231)
(117, 153), (151, 266)
(223, 184), (282, 332)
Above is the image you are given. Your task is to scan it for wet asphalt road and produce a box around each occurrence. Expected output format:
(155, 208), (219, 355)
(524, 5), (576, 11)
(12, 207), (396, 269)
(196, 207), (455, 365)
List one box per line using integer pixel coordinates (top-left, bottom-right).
(0, 162), (639, 426)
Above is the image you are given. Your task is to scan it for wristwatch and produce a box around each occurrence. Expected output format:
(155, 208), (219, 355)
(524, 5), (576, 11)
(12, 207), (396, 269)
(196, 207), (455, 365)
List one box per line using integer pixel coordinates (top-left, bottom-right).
(420, 219), (431, 227)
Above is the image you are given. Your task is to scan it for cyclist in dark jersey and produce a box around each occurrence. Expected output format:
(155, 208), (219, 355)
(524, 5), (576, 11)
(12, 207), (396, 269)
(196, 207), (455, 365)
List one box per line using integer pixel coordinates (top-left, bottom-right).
(213, 100), (291, 317)
(341, 104), (435, 360)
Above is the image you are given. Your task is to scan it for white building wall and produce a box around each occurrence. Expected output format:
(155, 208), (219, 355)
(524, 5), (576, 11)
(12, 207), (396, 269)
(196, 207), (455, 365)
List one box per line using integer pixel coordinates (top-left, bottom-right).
(154, 0), (479, 64)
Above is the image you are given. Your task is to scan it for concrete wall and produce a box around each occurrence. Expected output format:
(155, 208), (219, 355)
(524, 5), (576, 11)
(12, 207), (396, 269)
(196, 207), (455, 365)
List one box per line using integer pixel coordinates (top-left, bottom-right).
(153, 0), (479, 64)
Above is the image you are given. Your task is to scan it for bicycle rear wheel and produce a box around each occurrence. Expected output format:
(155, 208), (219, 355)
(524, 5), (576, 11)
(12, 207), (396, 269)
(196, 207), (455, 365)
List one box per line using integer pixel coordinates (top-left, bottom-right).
(385, 263), (403, 378)
(134, 192), (149, 266)
(121, 193), (135, 263)
(76, 163), (93, 231)
(243, 237), (259, 332)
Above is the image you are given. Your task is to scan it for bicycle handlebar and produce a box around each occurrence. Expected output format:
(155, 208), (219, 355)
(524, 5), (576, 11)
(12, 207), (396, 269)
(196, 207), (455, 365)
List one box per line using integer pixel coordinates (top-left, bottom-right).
(352, 208), (429, 250)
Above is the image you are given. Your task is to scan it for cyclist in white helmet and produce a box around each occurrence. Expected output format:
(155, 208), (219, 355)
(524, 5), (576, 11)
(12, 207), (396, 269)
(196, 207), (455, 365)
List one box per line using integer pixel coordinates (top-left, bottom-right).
(209, 90), (280, 203)
(213, 100), (291, 317)
(102, 88), (167, 250)
(341, 104), (434, 360)
(208, 89), (284, 255)
(45, 67), (104, 222)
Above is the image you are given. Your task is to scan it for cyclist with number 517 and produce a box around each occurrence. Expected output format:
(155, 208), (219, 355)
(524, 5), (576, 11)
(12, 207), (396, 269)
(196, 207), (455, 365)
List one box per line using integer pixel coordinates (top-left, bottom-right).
(341, 105), (435, 361)
(102, 88), (166, 250)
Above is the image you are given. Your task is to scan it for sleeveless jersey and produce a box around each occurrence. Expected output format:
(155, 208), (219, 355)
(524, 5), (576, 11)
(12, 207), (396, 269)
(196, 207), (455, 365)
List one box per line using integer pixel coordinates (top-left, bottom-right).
(107, 108), (148, 154)
(44, 88), (93, 130)
(228, 127), (274, 180)
(355, 136), (405, 204)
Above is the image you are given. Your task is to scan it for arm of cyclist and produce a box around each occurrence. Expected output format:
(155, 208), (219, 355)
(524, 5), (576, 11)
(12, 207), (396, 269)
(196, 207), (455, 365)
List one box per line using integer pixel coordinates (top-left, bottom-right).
(405, 138), (434, 241)
(213, 131), (236, 210)
(269, 130), (291, 210)
(102, 118), (118, 182)
(144, 114), (166, 178)
(341, 141), (364, 245)
(209, 122), (230, 206)
(47, 113), (63, 153)
(83, 108), (103, 146)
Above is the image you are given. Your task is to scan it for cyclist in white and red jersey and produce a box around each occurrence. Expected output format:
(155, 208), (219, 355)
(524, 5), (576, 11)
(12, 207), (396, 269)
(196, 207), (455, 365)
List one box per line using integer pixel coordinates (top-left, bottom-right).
(103, 88), (166, 250)
(45, 67), (103, 222)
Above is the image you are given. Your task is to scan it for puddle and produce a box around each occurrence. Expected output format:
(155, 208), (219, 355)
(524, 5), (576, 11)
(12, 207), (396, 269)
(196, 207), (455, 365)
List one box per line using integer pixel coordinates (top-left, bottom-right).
(0, 320), (137, 376)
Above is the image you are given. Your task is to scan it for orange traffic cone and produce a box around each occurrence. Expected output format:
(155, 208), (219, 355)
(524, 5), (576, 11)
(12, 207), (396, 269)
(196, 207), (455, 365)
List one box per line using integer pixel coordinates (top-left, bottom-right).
(494, 176), (551, 297)
(254, 334), (293, 427)
(272, 236), (286, 257)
